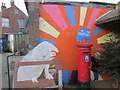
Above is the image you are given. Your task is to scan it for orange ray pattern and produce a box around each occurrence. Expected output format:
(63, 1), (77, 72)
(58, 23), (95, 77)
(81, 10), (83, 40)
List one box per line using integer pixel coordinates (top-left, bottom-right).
(39, 5), (111, 74)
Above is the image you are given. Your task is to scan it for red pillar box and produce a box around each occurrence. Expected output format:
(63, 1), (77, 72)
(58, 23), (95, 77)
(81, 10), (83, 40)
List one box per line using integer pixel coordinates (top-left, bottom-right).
(76, 43), (93, 83)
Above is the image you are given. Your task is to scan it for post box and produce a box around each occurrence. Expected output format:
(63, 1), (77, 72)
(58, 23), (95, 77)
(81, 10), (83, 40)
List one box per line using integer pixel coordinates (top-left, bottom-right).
(76, 43), (93, 83)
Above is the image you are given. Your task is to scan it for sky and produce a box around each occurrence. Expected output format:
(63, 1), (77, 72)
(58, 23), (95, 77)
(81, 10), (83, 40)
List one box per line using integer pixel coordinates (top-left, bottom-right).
(0, 0), (120, 15)
(0, 0), (28, 16)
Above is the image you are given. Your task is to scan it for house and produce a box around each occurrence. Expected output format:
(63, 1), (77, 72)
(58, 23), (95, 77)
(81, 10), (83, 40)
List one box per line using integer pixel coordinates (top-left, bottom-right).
(1, 3), (28, 53)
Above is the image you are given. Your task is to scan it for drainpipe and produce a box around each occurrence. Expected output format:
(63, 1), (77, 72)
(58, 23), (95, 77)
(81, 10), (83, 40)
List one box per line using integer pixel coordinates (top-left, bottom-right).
(6, 54), (15, 89)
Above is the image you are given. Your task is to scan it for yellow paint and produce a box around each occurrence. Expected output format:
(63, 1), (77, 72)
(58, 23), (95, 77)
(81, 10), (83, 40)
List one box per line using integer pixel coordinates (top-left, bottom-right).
(79, 7), (87, 26)
(97, 33), (115, 44)
(39, 17), (60, 38)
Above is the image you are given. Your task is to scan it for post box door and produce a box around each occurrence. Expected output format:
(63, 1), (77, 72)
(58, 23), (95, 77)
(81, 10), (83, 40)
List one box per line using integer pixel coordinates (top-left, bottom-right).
(80, 52), (91, 81)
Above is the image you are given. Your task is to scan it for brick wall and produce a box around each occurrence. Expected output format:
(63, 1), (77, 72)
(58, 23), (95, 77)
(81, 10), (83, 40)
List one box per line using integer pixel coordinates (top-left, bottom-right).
(0, 12), (2, 38)
(27, 2), (40, 49)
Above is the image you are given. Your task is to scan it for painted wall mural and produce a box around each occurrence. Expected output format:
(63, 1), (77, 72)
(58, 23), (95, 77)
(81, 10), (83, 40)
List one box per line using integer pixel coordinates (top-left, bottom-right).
(66, 6), (76, 26)
(77, 28), (90, 43)
(39, 4), (111, 80)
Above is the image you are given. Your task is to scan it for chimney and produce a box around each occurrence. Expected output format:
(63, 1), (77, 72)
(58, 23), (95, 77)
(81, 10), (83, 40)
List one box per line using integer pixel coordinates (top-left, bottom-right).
(2, 2), (3, 6)
(1, 2), (6, 10)
(10, 0), (14, 6)
(3, 3), (5, 6)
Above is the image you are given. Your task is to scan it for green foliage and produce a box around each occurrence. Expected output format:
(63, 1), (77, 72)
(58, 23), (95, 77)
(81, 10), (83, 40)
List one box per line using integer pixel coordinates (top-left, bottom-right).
(95, 34), (120, 78)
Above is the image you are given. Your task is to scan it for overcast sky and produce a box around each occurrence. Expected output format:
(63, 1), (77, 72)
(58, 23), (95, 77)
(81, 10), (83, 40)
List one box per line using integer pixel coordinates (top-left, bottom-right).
(0, 0), (120, 16)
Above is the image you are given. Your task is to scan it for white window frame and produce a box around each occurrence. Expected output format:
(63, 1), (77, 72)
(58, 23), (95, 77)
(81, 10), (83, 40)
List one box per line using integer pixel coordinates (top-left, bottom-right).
(2, 18), (10, 27)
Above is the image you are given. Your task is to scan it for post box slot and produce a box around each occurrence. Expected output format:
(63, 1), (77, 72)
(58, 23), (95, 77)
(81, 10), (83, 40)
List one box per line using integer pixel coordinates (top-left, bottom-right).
(83, 52), (90, 53)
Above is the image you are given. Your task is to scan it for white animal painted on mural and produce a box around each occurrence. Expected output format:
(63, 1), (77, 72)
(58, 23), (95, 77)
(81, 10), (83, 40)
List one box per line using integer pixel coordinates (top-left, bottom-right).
(17, 41), (58, 83)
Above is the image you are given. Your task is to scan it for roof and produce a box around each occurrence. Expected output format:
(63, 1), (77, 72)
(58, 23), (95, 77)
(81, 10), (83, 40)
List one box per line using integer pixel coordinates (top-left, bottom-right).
(96, 8), (120, 25)
(2, 5), (28, 19)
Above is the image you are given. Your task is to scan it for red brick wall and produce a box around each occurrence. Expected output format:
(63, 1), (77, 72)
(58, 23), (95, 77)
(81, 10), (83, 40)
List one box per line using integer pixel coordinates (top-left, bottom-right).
(0, 12), (2, 38)
(27, 2), (40, 49)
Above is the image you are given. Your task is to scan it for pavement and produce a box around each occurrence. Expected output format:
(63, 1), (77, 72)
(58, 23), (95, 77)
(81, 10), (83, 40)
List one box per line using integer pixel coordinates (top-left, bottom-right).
(90, 79), (115, 88)
(64, 79), (118, 89)
(0, 54), (2, 90)
(2, 53), (10, 88)
(1, 53), (23, 89)
(1, 53), (120, 89)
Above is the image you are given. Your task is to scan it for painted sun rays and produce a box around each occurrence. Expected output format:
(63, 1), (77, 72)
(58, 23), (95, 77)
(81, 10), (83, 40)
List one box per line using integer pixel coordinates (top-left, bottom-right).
(87, 8), (102, 28)
(79, 7), (104, 36)
(40, 5), (102, 31)
(66, 5), (76, 26)
(79, 7), (88, 26)
(41, 5), (68, 30)
(39, 17), (60, 38)
(39, 5), (106, 41)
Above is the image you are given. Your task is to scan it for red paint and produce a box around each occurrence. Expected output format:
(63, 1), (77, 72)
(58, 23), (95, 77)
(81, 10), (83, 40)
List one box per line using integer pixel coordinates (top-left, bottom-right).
(76, 43), (93, 82)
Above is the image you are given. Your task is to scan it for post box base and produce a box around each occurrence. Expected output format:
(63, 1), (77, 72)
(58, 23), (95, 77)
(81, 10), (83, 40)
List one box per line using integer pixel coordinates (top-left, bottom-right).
(78, 81), (90, 88)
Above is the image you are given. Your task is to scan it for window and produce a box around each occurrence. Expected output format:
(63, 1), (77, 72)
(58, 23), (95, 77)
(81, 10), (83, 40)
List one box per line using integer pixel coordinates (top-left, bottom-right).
(2, 18), (9, 27)
(18, 19), (27, 28)
(14, 9), (19, 14)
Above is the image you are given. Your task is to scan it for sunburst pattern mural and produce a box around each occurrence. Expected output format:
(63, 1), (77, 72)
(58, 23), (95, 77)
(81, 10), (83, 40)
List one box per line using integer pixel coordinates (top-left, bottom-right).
(39, 4), (111, 80)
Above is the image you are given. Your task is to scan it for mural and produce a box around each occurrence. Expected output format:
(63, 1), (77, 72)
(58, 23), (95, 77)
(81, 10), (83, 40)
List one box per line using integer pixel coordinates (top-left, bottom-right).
(77, 28), (90, 43)
(38, 38), (56, 45)
(17, 42), (58, 82)
(39, 4), (111, 80)
(66, 6), (76, 26)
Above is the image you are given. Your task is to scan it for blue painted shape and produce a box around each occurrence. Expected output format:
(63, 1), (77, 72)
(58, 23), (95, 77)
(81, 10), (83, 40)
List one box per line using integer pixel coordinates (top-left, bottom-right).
(66, 5), (76, 26)
(38, 38), (56, 45)
(77, 28), (91, 43)
(62, 70), (70, 85)
(93, 27), (104, 35)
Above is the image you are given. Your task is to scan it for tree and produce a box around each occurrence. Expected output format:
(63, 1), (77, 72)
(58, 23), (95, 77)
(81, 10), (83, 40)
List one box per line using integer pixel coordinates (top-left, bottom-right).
(95, 34), (120, 83)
